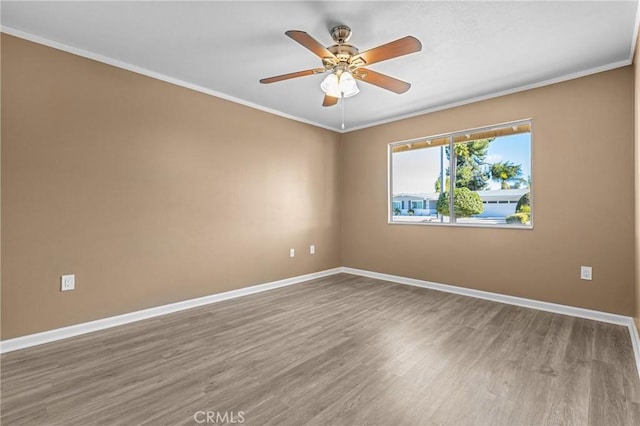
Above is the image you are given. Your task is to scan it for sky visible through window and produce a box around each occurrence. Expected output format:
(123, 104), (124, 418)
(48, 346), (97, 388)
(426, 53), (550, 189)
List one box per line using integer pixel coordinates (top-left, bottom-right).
(392, 133), (531, 194)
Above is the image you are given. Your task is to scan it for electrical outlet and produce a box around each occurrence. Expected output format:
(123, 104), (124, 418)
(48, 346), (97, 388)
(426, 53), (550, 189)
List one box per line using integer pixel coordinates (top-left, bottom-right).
(580, 266), (592, 281)
(61, 274), (75, 291)
(310, 245), (315, 255)
(290, 248), (295, 258)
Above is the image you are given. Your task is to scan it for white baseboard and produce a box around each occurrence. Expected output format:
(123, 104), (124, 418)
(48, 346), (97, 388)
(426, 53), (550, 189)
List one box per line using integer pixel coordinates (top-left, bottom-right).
(0, 267), (342, 354)
(628, 320), (640, 378)
(4, 265), (640, 379)
(341, 267), (640, 378)
(341, 267), (631, 324)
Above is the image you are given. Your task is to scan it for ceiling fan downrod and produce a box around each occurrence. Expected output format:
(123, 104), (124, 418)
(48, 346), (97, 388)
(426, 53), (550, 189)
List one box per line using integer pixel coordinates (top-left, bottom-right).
(330, 25), (352, 44)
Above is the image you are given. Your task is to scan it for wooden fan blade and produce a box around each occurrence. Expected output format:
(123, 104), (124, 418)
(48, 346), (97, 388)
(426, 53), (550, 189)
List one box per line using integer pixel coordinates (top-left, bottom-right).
(351, 36), (421, 66)
(285, 30), (337, 60)
(322, 95), (339, 107)
(260, 68), (325, 84)
(353, 69), (411, 94)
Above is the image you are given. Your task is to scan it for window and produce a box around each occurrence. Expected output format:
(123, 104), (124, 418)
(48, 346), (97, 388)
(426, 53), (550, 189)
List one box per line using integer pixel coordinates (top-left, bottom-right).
(389, 120), (532, 228)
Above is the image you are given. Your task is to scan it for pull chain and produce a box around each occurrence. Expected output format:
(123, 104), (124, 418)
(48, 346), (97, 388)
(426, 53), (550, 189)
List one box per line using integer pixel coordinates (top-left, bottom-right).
(341, 96), (345, 130)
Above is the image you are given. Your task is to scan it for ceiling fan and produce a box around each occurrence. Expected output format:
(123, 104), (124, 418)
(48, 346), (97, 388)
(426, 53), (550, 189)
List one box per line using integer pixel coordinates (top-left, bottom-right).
(260, 26), (422, 107)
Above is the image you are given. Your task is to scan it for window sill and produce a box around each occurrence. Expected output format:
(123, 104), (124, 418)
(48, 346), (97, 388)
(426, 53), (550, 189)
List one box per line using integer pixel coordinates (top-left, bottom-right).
(387, 220), (533, 230)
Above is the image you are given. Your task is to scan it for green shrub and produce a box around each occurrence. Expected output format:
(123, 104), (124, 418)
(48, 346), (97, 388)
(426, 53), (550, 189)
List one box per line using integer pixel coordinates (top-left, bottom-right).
(506, 212), (530, 224)
(408, 209), (415, 216)
(393, 208), (401, 215)
(516, 192), (530, 213)
(436, 188), (483, 217)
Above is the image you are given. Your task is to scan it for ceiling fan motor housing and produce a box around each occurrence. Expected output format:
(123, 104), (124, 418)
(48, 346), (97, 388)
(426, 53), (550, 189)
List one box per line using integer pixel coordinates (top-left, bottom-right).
(326, 44), (360, 66)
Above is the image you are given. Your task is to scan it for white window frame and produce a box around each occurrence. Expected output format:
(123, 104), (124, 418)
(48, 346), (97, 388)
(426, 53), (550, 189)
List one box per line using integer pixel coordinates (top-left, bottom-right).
(388, 119), (534, 229)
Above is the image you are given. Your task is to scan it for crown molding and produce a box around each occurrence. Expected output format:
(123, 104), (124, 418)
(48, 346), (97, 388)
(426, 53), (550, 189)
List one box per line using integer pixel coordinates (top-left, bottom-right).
(2, 24), (636, 134)
(343, 59), (632, 133)
(1, 26), (341, 133)
(630, 0), (640, 62)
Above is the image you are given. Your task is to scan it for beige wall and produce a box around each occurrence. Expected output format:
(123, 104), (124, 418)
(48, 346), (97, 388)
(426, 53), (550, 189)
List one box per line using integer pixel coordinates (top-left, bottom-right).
(635, 33), (640, 327)
(2, 32), (638, 340)
(1, 35), (342, 339)
(341, 67), (635, 316)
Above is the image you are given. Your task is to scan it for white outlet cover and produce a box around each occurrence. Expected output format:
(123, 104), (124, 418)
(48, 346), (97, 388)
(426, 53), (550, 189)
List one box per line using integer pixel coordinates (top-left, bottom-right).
(289, 248), (295, 258)
(310, 245), (315, 255)
(61, 274), (75, 291)
(580, 266), (592, 281)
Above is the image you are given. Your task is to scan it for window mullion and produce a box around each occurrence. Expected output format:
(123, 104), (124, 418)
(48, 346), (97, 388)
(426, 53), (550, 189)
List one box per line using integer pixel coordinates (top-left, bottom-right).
(448, 135), (456, 223)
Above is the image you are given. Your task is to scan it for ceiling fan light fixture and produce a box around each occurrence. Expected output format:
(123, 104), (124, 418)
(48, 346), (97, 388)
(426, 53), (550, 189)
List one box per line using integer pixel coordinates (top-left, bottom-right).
(339, 72), (359, 98)
(320, 73), (341, 98)
(320, 72), (359, 98)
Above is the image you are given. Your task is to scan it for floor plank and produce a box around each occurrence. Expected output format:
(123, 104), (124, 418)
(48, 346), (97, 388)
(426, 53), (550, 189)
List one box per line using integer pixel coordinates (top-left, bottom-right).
(2, 273), (639, 425)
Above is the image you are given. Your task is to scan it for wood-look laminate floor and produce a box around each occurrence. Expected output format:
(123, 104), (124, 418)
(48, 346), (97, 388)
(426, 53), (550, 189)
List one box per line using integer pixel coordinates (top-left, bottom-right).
(2, 273), (640, 426)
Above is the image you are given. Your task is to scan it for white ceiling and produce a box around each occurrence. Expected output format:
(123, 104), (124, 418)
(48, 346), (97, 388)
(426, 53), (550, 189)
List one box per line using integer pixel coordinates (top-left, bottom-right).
(2, 1), (638, 132)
